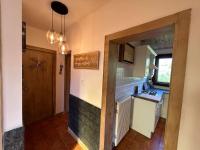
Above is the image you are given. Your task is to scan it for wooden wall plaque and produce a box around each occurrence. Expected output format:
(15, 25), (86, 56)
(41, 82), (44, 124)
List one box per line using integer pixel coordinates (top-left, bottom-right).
(74, 51), (100, 69)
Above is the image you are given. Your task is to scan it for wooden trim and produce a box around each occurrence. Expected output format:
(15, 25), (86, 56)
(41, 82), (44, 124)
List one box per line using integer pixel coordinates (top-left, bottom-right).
(52, 52), (56, 115)
(24, 45), (57, 115)
(100, 41), (118, 150)
(26, 45), (57, 54)
(164, 9), (191, 150)
(100, 9), (191, 150)
(68, 128), (89, 150)
(64, 53), (71, 112)
(106, 13), (177, 43)
(0, 2), (2, 148)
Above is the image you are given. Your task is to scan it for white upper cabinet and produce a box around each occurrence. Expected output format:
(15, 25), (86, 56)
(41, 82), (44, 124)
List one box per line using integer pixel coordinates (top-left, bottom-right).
(133, 45), (157, 78)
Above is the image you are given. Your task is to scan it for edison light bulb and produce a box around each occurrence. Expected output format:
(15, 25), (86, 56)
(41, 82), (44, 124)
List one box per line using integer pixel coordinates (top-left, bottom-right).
(59, 41), (69, 54)
(46, 29), (58, 45)
(58, 32), (64, 44)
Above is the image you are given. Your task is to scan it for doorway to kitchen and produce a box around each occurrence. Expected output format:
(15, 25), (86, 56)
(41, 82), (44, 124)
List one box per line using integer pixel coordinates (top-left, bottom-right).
(100, 9), (191, 150)
(113, 27), (173, 150)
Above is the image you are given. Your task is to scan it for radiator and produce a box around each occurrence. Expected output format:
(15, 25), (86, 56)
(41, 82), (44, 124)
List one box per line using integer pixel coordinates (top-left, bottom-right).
(114, 96), (132, 146)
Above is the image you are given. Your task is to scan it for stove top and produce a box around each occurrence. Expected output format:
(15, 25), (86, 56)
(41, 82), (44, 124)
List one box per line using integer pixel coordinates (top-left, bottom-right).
(142, 90), (157, 96)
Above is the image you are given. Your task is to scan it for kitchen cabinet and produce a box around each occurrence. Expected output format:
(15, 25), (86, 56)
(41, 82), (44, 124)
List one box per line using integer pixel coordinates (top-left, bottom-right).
(131, 97), (162, 138)
(133, 45), (157, 78)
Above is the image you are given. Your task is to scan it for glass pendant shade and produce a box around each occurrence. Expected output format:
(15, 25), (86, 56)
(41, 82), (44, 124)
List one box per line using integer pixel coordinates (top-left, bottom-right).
(58, 32), (64, 44)
(59, 41), (69, 54)
(46, 29), (58, 45)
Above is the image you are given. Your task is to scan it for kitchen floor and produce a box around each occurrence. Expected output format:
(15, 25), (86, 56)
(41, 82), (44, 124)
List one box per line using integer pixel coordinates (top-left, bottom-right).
(113, 118), (166, 150)
(24, 113), (82, 150)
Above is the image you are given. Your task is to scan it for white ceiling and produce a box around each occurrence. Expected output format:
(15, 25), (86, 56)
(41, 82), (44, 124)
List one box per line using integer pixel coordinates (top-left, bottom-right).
(23, 0), (109, 31)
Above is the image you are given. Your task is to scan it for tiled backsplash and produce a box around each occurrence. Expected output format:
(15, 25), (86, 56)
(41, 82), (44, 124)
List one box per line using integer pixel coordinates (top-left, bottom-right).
(115, 77), (147, 102)
(116, 68), (124, 80)
(116, 62), (134, 79)
(116, 61), (147, 95)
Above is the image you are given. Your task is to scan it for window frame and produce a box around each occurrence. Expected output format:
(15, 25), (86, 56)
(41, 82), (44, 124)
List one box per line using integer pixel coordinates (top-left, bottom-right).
(153, 54), (172, 87)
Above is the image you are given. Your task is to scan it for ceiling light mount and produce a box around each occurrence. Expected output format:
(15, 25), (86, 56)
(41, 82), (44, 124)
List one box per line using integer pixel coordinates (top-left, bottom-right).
(51, 1), (68, 15)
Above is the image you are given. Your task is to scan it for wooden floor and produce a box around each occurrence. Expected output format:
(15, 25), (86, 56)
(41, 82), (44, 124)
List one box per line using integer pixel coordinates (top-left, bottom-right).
(114, 118), (166, 150)
(24, 113), (83, 150)
(25, 113), (165, 150)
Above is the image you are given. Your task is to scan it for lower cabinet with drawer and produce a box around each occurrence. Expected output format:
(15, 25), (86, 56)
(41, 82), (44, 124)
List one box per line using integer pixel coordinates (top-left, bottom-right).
(131, 97), (162, 138)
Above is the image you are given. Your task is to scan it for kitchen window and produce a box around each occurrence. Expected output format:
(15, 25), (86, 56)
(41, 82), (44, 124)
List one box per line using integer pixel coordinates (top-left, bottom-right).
(153, 54), (172, 86)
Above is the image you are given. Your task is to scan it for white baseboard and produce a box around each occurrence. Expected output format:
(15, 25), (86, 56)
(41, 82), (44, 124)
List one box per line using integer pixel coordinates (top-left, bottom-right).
(68, 127), (89, 150)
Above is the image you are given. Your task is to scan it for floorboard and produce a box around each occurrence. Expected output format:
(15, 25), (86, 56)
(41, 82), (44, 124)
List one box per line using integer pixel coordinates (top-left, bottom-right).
(25, 113), (165, 150)
(24, 112), (83, 150)
(113, 118), (166, 150)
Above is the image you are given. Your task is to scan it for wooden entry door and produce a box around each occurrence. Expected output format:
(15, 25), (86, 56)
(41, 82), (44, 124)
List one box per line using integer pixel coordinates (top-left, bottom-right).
(23, 46), (56, 125)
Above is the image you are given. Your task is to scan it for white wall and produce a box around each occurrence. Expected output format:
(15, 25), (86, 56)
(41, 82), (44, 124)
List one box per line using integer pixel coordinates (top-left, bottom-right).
(26, 26), (65, 114)
(1, 0), (200, 149)
(1, 0), (22, 132)
(68, 0), (200, 149)
(155, 48), (172, 55)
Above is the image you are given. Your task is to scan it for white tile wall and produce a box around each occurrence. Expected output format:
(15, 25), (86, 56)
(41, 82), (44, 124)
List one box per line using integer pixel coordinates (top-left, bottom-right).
(115, 77), (146, 102)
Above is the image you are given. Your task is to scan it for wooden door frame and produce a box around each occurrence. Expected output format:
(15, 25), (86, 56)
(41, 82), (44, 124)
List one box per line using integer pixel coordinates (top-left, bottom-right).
(100, 9), (191, 150)
(24, 45), (57, 115)
(64, 52), (71, 112)
(0, 2), (2, 147)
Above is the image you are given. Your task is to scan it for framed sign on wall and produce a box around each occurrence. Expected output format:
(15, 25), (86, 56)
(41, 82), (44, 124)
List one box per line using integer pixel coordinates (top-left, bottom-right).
(74, 51), (100, 69)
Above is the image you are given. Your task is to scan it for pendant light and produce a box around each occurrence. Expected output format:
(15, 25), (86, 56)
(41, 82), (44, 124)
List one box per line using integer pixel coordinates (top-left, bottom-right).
(58, 16), (64, 44)
(46, 10), (58, 45)
(59, 41), (69, 54)
(47, 1), (69, 54)
(59, 15), (69, 54)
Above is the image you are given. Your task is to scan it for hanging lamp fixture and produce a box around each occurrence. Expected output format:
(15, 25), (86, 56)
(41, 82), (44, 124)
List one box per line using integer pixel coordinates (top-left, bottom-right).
(47, 1), (69, 54)
(46, 10), (58, 45)
(58, 15), (64, 44)
(59, 16), (69, 54)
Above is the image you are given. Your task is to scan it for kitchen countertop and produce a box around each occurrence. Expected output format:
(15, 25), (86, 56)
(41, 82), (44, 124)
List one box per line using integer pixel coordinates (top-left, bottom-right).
(133, 88), (169, 103)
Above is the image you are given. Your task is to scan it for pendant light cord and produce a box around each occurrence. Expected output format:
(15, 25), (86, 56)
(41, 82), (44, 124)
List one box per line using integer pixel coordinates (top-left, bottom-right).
(51, 9), (54, 29)
(61, 15), (63, 33)
(64, 16), (66, 37)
